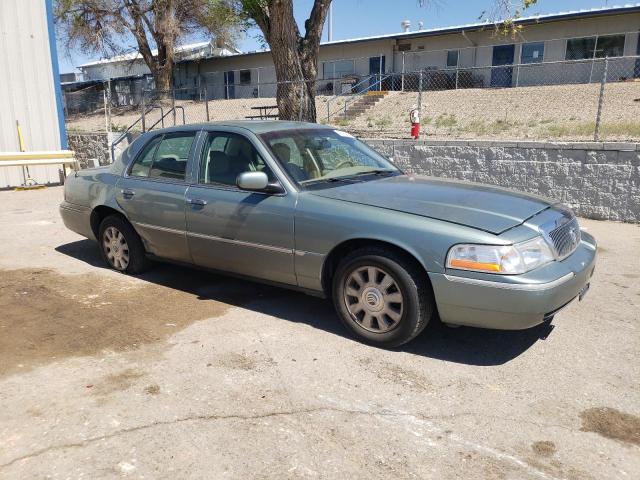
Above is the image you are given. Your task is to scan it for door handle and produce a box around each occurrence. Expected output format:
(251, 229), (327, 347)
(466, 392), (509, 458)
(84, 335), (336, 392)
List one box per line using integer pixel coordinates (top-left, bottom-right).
(121, 188), (135, 198)
(187, 198), (207, 206)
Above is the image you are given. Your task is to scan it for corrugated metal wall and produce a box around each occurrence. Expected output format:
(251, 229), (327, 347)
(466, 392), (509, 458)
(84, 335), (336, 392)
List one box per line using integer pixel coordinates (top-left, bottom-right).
(0, 0), (65, 187)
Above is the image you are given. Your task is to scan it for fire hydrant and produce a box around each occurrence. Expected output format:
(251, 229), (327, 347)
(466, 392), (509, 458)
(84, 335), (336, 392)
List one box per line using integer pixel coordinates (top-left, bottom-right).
(410, 107), (420, 140)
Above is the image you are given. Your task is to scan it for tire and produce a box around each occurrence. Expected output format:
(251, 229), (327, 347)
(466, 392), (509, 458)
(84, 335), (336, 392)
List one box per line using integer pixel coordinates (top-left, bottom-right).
(98, 214), (152, 274)
(332, 247), (434, 348)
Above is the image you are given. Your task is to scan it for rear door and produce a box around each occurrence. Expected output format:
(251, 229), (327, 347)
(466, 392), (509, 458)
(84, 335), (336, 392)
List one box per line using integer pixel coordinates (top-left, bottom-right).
(116, 130), (200, 263)
(185, 129), (297, 285)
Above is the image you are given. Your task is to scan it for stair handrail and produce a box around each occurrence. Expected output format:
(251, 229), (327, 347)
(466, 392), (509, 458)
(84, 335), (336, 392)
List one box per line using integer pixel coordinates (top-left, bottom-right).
(109, 105), (164, 162)
(326, 73), (392, 122)
(147, 105), (186, 131)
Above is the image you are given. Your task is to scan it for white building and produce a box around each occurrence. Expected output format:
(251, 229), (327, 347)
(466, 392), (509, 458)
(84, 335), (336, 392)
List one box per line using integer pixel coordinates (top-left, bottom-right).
(80, 41), (241, 81)
(0, 0), (68, 187)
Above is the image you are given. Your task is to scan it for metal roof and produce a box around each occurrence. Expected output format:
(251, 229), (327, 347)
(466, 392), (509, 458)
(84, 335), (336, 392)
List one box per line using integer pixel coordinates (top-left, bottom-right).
(76, 4), (640, 67)
(218, 3), (640, 60)
(318, 3), (640, 47)
(79, 41), (241, 68)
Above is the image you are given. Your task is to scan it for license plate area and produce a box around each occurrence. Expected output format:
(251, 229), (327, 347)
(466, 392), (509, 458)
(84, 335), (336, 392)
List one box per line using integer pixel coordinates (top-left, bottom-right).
(578, 283), (590, 301)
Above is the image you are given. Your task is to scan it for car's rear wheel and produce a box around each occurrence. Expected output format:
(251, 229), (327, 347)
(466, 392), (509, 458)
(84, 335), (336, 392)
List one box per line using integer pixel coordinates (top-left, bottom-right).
(98, 215), (151, 274)
(332, 247), (434, 348)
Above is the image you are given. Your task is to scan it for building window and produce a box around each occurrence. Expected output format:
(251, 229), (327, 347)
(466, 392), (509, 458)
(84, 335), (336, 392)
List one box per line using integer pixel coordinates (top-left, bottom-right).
(322, 59), (355, 79)
(446, 50), (459, 67)
(239, 69), (251, 85)
(398, 43), (412, 52)
(566, 37), (597, 60)
(521, 42), (544, 64)
(595, 34), (625, 58)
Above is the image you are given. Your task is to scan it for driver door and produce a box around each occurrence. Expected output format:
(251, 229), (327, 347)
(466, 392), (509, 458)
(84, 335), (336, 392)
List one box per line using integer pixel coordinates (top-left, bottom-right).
(185, 130), (297, 285)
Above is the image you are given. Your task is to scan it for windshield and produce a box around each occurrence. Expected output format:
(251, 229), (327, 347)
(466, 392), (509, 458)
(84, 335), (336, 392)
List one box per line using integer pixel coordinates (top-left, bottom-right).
(259, 128), (400, 187)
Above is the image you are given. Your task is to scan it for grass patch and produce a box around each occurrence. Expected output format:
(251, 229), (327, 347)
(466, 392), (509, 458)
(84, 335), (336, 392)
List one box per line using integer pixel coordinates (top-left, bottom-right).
(333, 118), (351, 127)
(374, 116), (392, 129)
(434, 113), (458, 128)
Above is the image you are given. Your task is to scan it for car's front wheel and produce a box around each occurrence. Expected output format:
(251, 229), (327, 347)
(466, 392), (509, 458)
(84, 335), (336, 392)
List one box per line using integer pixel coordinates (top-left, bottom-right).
(98, 215), (151, 274)
(332, 247), (434, 348)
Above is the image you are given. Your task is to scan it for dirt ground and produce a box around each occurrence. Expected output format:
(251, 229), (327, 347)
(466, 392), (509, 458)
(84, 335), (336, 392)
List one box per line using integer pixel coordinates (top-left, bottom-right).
(0, 187), (639, 479)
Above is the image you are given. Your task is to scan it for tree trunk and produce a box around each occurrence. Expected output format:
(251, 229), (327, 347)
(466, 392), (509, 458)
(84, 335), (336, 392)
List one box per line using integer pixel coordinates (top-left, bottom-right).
(251, 0), (330, 123)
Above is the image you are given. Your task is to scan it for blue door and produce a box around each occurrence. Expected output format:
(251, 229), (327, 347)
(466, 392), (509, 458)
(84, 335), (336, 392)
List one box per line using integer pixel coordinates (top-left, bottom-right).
(368, 56), (386, 90)
(491, 45), (515, 87)
(224, 71), (236, 99)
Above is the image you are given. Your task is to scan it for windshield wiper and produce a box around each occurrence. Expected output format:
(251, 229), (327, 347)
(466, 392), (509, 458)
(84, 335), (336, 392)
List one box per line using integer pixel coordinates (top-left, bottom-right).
(351, 169), (397, 177)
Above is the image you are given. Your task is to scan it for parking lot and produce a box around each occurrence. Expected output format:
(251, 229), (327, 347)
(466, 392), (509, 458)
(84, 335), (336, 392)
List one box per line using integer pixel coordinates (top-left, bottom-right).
(0, 186), (638, 479)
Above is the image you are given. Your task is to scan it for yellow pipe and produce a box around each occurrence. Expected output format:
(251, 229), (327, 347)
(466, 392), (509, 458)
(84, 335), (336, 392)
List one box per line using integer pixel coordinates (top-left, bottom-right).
(16, 121), (25, 152)
(0, 151), (75, 161)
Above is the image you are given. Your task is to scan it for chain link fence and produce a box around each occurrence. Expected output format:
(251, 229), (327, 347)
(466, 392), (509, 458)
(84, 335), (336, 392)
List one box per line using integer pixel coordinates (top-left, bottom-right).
(325, 55), (640, 142)
(65, 55), (640, 143)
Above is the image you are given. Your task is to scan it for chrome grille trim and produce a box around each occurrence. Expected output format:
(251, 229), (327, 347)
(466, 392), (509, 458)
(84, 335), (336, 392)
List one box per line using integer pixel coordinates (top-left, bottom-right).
(539, 211), (581, 260)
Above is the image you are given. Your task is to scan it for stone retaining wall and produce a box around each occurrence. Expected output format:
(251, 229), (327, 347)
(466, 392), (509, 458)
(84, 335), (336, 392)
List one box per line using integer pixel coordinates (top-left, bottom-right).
(67, 132), (112, 169)
(366, 139), (640, 222)
(66, 132), (639, 222)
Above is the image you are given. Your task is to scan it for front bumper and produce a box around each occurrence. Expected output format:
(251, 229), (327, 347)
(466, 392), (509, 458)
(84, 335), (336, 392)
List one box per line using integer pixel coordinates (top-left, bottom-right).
(429, 231), (597, 330)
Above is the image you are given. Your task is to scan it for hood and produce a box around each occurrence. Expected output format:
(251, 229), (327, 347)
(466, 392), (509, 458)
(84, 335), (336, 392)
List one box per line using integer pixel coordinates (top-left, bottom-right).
(309, 175), (554, 234)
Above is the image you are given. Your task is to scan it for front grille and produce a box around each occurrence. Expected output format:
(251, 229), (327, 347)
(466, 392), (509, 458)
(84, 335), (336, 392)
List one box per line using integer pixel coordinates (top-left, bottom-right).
(546, 215), (581, 259)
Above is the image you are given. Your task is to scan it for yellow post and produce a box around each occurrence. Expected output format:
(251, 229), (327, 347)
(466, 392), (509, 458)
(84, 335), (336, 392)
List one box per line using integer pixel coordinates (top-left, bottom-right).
(16, 121), (26, 152)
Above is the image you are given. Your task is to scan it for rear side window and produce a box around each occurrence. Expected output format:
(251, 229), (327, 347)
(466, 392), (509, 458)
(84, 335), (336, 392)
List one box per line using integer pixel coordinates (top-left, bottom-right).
(130, 136), (160, 177)
(129, 132), (195, 181)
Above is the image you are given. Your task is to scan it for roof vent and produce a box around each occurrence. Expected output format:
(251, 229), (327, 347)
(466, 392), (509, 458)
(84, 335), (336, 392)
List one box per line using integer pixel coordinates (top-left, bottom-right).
(418, 21), (424, 30)
(401, 20), (411, 32)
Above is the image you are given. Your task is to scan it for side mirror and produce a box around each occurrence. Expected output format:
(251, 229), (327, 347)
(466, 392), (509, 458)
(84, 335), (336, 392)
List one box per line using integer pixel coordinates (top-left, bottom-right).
(237, 171), (284, 194)
(237, 171), (269, 191)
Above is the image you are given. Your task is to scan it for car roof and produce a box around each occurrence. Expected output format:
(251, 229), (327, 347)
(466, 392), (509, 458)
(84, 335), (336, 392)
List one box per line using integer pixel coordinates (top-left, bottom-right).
(148, 120), (333, 135)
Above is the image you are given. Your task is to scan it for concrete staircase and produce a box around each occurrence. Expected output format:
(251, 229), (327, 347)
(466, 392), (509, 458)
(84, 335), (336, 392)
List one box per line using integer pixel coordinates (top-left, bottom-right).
(340, 91), (388, 120)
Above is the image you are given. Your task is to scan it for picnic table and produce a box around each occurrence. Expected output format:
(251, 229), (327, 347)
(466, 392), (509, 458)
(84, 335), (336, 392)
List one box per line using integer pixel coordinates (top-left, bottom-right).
(246, 105), (279, 120)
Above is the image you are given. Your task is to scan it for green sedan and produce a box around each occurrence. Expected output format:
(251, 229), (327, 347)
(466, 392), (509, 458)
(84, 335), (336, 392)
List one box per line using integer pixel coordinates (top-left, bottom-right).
(60, 121), (596, 347)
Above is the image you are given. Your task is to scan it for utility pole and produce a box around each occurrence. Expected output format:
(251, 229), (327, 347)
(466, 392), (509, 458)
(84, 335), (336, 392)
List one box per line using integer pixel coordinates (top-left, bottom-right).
(327, 3), (333, 42)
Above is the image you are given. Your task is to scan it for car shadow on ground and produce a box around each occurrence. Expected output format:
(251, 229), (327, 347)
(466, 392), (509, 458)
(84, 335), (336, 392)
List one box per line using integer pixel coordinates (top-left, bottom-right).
(56, 239), (554, 366)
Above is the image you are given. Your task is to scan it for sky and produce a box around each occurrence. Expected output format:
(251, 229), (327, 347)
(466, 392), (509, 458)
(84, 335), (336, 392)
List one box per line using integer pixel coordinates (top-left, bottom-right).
(56, 0), (619, 73)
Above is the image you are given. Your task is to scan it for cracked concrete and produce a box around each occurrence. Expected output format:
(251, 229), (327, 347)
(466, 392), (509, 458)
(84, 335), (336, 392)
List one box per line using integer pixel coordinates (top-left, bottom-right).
(0, 187), (639, 479)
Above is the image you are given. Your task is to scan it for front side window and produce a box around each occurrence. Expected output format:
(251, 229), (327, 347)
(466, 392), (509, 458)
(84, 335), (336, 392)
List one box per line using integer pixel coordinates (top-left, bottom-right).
(261, 128), (400, 187)
(596, 34), (625, 58)
(128, 132), (194, 181)
(566, 37), (596, 60)
(200, 132), (275, 186)
(521, 42), (544, 64)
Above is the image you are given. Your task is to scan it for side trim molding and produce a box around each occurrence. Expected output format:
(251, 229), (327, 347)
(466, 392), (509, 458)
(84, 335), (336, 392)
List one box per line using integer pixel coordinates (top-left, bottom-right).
(133, 222), (303, 256)
(443, 272), (574, 291)
(187, 231), (294, 255)
(133, 222), (185, 236)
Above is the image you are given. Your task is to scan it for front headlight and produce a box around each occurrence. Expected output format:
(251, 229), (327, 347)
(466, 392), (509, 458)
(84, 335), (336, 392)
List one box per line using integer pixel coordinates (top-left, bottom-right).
(446, 236), (554, 274)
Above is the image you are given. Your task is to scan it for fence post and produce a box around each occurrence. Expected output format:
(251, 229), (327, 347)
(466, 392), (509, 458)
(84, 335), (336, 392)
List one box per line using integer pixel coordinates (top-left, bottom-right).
(418, 70), (423, 117)
(257, 69), (261, 98)
(594, 57), (609, 142)
(172, 88), (176, 126)
(103, 85), (109, 134)
(515, 64), (520, 87)
(141, 91), (146, 132)
(107, 79), (112, 132)
(379, 53), (383, 91)
(401, 52), (405, 92)
(204, 82), (210, 122)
